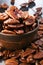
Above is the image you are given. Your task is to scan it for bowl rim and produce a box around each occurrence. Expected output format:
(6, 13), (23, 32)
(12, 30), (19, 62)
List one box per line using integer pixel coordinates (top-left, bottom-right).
(0, 20), (39, 37)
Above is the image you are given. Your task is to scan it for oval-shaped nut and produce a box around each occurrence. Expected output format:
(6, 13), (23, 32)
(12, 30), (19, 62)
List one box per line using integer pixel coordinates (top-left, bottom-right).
(31, 43), (38, 49)
(1, 30), (16, 34)
(4, 18), (20, 25)
(23, 16), (35, 26)
(1, 3), (8, 9)
(35, 40), (43, 46)
(38, 31), (43, 35)
(14, 30), (24, 34)
(0, 13), (8, 21)
(34, 51), (43, 59)
(5, 10), (19, 19)
(5, 58), (18, 65)
(39, 24), (43, 31)
(8, 24), (24, 29)
(20, 48), (35, 58)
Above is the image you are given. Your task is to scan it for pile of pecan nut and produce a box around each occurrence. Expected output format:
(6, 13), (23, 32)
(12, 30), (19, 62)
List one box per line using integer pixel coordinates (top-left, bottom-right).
(0, 18), (43, 65)
(0, 5), (37, 35)
(0, 4), (43, 65)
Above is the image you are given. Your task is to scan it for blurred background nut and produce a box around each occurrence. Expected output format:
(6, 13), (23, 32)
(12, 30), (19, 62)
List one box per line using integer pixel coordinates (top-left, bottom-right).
(1, 3), (8, 9)
(5, 58), (18, 65)
(11, 0), (15, 5)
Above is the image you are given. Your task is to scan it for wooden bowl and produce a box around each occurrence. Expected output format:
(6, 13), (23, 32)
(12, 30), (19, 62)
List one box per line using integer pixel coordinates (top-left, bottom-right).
(0, 21), (39, 50)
